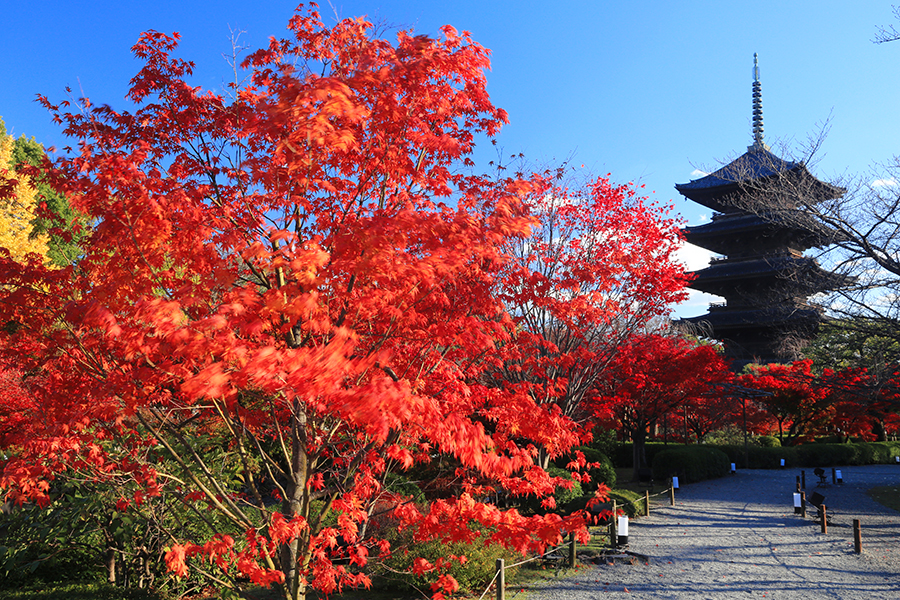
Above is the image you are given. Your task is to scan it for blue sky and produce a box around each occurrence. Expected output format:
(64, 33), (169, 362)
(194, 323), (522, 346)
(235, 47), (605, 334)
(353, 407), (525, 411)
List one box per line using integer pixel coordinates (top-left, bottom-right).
(3, 2), (898, 316)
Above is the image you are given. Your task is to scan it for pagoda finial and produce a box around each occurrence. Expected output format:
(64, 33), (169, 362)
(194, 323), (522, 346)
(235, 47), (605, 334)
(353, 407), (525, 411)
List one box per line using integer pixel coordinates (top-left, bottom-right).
(749, 53), (768, 152)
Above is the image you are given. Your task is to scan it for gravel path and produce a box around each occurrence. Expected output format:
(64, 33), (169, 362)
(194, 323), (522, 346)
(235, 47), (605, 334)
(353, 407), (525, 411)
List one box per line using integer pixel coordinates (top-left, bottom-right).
(526, 465), (900, 599)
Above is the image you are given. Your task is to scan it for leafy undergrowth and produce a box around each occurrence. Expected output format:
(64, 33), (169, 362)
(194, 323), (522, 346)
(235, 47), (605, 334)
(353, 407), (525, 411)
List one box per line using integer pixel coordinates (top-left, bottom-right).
(0, 582), (165, 600)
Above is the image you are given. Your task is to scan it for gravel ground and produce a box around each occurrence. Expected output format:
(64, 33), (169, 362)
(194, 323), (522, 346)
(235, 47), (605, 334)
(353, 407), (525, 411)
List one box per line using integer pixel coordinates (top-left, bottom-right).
(525, 465), (900, 599)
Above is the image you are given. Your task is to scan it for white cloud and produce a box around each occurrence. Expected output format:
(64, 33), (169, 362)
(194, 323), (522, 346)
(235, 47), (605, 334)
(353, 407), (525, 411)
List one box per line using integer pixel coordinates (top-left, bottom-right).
(872, 178), (898, 188)
(698, 213), (710, 223)
(674, 241), (716, 271)
(690, 169), (709, 178)
(672, 288), (723, 319)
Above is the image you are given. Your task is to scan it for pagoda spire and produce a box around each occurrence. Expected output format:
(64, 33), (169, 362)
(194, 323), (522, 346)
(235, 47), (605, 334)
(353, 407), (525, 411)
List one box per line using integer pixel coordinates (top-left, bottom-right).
(749, 53), (768, 152)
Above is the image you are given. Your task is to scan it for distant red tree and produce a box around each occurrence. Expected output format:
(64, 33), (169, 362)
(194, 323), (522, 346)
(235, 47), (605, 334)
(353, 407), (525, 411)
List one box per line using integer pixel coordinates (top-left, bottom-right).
(592, 335), (731, 478)
(739, 360), (834, 446)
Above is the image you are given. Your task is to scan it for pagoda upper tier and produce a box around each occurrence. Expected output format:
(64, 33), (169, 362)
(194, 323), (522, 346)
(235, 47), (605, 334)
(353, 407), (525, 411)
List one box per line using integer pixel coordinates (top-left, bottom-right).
(683, 211), (837, 257)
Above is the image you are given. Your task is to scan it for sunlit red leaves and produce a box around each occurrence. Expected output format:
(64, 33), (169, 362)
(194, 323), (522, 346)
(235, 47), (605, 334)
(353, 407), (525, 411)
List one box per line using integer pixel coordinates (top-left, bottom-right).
(0, 5), (621, 597)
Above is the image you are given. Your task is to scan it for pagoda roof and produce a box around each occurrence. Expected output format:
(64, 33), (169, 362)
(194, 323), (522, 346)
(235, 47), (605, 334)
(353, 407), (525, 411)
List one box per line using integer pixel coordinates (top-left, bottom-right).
(683, 211), (837, 254)
(691, 255), (815, 281)
(679, 304), (821, 331)
(676, 148), (799, 193)
(687, 255), (849, 297)
(675, 148), (843, 213)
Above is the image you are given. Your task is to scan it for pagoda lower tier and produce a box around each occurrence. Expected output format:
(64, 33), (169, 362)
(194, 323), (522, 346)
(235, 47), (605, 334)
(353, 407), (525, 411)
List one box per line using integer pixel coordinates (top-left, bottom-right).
(679, 302), (823, 367)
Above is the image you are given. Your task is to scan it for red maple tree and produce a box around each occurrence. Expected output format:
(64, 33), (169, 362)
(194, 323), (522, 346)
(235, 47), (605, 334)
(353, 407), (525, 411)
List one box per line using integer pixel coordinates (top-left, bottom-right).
(738, 360), (835, 446)
(592, 334), (731, 478)
(0, 8), (603, 599)
(493, 173), (689, 466)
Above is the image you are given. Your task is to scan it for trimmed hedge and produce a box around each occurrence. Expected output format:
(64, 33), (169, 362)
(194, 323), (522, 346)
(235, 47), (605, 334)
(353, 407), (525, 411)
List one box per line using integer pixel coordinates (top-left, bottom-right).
(710, 441), (900, 469)
(713, 445), (791, 469)
(651, 446), (730, 484)
(611, 442), (673, 469)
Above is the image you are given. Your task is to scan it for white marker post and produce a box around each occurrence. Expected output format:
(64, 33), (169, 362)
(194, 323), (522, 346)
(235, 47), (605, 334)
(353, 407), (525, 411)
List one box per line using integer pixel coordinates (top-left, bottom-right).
(793, 492), (802, 514)
(617, 515), (629, 546)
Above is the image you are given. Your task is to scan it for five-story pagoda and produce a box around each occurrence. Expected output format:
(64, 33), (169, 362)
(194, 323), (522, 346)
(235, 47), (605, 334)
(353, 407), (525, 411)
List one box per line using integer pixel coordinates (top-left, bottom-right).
(676, 54), (846, 367)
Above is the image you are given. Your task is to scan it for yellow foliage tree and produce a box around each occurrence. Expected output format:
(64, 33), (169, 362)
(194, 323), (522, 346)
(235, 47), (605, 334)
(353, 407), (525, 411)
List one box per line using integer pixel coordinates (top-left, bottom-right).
(0, 130), (49, 262)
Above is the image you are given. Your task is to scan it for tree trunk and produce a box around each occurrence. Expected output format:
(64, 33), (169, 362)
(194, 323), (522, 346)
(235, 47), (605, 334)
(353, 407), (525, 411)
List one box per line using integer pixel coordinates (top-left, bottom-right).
(538, 447), (551, 471)
(281, 401), (310, 600)
(631, 426), (648, 482)
(105, 546), (117, 584)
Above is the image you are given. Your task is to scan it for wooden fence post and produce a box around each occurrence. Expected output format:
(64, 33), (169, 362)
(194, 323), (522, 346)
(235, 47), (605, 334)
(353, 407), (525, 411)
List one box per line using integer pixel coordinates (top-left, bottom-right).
(569, 532), (576, 567)
(644, 490), (650, 516)
(800, 491), (806, 518)
(795, 475), (801, 493)
(669, 481), (675, 506)
(820, 505), (827, 534)
(609, 500), (618, 548)
(496, 558), (505, 600)
(853, 519), (862, 554)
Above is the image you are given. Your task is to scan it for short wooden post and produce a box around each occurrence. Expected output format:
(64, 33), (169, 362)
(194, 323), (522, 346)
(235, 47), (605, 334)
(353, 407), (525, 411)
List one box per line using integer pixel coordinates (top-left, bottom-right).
(820, 505), (827, 534)
(831, 467), (837, 485)
(569, 532), (576, 567)
(609, 500), (618, 548)
(800, 491), (806, 518)
(644, 490), (650, 516)
(496, 558), (505, 600)
(853, 519), (862, 554)
(669, 481), (675, 506)
(795, 476), (801, 493)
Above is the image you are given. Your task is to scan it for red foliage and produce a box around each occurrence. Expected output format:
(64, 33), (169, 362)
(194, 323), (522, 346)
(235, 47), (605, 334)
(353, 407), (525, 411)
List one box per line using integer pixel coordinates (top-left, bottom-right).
(738, 360), (834, 446)
(493, 174), (689, 463)
(0, 7), (610, 598)
(592, 335), (731, 468)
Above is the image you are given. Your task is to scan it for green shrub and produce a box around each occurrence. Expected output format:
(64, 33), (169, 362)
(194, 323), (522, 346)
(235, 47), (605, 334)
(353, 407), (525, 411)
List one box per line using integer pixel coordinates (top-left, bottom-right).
(547, 466), (583, 509)
(572, 488), (643, 522)
(607, 489), (643, 518)
(556, 447), (616, 490)
(586, 428), (620, 459)
(651, 446), (730, 484)
(756, 436), (781, 447)
(702, 425), (746, 446)
(0, 582), (165, 600)
(376, 530), (513, 594)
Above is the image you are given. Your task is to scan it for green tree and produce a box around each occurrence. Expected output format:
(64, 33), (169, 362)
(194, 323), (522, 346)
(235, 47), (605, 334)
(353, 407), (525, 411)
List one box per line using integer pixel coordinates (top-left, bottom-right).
(0, 118), (85, 266)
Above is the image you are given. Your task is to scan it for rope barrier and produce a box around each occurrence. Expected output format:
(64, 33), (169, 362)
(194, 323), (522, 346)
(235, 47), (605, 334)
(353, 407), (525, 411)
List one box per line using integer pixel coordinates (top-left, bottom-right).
(506, 542), (569, 569)
(475, 568), (501, 600)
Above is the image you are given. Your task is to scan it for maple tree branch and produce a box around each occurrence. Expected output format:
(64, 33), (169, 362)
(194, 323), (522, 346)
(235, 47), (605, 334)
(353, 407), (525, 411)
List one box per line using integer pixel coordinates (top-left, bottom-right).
(211, 400), (269, 521)
(133, 408), (251, 529)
